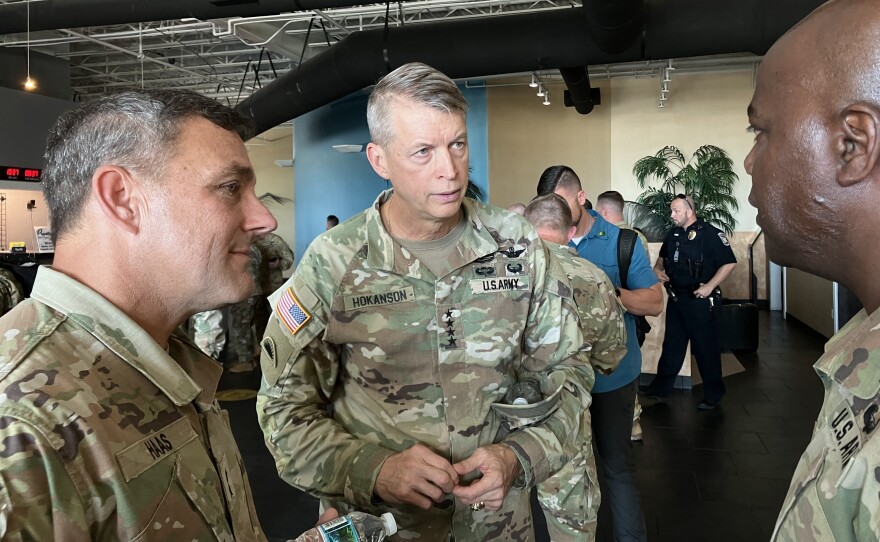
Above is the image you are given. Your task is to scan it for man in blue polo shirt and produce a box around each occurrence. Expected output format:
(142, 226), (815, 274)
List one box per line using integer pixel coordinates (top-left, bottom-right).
(538, 166), (663, 542)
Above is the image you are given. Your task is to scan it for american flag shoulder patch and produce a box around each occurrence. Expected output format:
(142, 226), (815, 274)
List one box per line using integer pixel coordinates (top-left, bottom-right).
(276, 287), (312, 335)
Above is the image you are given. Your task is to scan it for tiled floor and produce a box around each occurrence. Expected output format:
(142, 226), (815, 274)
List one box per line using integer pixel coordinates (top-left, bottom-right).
(221, 309), (827, 541)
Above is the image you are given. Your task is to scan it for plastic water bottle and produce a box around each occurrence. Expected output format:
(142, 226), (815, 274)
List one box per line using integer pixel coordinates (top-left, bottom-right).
(505, 380), (542, 405)
(291, 511), (397, 542)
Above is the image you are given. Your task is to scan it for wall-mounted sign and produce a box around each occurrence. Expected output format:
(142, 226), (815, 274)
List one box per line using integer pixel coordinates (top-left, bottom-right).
(1, 166), (42, 182)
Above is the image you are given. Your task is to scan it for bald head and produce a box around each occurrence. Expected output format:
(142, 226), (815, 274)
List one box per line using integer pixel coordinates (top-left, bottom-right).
(524, 194), (575, 246)
(769, 1), (880, 107)
(745, 0), (880, 310)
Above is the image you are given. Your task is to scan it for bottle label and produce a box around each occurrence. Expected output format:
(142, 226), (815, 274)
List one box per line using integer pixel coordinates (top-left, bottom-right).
(319, 516), (360, 542)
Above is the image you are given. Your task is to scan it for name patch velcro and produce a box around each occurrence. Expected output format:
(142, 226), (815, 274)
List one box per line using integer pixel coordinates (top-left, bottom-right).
(116, 417), (197, 481)
(471, 276), (530, 294)
(344, 287), (416, 310)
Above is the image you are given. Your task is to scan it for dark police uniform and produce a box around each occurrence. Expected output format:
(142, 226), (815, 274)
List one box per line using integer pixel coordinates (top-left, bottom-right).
(648, 218), (736, 405)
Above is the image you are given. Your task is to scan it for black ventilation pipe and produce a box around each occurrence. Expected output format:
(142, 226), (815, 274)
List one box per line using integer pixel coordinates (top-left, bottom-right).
(0, 0), (384, 35)
(237, 7), (643, 134)
(238, 0), (824, 133)
(557, 0), (642, 116)
(559, 66), (600, 115)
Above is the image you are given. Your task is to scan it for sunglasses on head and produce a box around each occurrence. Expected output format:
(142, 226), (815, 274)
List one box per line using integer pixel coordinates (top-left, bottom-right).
(675, 194), (693, 211)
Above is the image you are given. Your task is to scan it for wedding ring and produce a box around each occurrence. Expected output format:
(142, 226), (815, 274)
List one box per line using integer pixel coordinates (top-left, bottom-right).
(470, 501), (485, 511)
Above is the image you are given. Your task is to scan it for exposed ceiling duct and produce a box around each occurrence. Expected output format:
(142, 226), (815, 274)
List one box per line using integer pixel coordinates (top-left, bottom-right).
(236, 0), (824, 133)
(0, 0), (384, 35)
(236, 7), (629, 133)
(0, 0), (825, 133)
(560, 66), (600, 115)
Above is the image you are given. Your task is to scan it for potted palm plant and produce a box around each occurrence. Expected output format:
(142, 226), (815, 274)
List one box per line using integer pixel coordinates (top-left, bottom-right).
(632, 145), (739, 234)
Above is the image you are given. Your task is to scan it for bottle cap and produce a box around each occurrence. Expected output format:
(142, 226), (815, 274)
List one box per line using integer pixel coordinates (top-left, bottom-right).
(381, 512), (397, 535)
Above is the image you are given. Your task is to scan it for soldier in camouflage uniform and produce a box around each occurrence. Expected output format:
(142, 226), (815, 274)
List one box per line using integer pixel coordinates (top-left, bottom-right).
(745, 1), (880, 540)
(227, 245), (261, 372)
(258, 63), (593, 541)
(0, 267), (24, 317)
(526, 194), (627, 541)
(0, 90), (277, 540)
(191, 309), (226, 358)
(256, 232), (295, 294)
(254, 232), (295, 339)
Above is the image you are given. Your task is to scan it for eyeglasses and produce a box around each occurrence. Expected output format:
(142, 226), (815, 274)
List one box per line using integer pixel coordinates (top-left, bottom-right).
(675, 194), (693, 211)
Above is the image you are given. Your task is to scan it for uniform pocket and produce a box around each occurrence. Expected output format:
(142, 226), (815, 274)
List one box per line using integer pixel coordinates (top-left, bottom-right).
(204, 408), (264, 542)
(772, 448), (829, 541)
(131, 455), (234, 542)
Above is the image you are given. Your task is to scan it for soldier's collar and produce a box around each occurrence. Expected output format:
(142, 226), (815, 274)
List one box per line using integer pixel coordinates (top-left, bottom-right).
(364, 190), (498, 274)
(31, 267), (202, 406)
(586, 210), (612, 241)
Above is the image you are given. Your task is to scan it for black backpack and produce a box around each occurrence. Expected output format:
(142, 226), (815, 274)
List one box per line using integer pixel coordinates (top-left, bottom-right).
(617, 229), (652, 346)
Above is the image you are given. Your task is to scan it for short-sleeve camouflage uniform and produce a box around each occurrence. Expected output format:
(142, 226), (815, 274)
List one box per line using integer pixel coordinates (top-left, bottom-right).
(772, 307), (880, 542)
(257, 190), (593, 541)
(537, 243), (627, 541)
(0, 267), (265, 541)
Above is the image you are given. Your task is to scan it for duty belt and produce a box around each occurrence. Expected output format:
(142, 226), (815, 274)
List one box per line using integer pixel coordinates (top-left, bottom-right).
(670, 286), (699, 297)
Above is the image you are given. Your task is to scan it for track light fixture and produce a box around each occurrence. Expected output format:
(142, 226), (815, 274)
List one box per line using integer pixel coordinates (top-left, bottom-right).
(529, 73), (538, 88)
(536, 84), (545, 97)
(543, 91), (551, 106)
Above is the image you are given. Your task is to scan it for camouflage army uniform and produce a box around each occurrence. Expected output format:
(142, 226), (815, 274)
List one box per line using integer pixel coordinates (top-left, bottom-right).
(537, 243), (627, 542)
(0, 267), (24, 317)
(191, 309), (226, 358)
(255, 232), (295, 294)
(616, 220), (650, 443)
(228, 245), (262, 365)
(254, 233), (295, 340)
(772, 307), (880, 542)
(0, 267), (265, 541)
(258, 190), (592, 541)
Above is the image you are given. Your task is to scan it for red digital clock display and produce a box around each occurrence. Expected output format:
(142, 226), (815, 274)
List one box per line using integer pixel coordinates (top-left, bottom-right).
(1, 165), (42, 182)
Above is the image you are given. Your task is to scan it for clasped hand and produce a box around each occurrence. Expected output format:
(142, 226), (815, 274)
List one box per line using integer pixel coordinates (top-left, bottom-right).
(373, 443), (520, 512)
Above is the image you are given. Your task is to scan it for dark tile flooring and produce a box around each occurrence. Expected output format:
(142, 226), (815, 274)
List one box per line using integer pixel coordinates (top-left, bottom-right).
(220, 309), (827, 541)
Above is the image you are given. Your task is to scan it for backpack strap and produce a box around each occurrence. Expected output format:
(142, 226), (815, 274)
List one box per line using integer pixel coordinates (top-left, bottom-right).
(617, 228), (638, 290)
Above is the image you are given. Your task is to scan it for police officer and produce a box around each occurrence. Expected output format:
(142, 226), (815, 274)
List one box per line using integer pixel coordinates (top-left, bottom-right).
(644, 194), (736, 410)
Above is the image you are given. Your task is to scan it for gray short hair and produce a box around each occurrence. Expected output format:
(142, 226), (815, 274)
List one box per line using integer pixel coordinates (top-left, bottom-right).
(43, 89), (254, 242)
(524, 194), (573, 234)
(367, 62), (468, 147)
